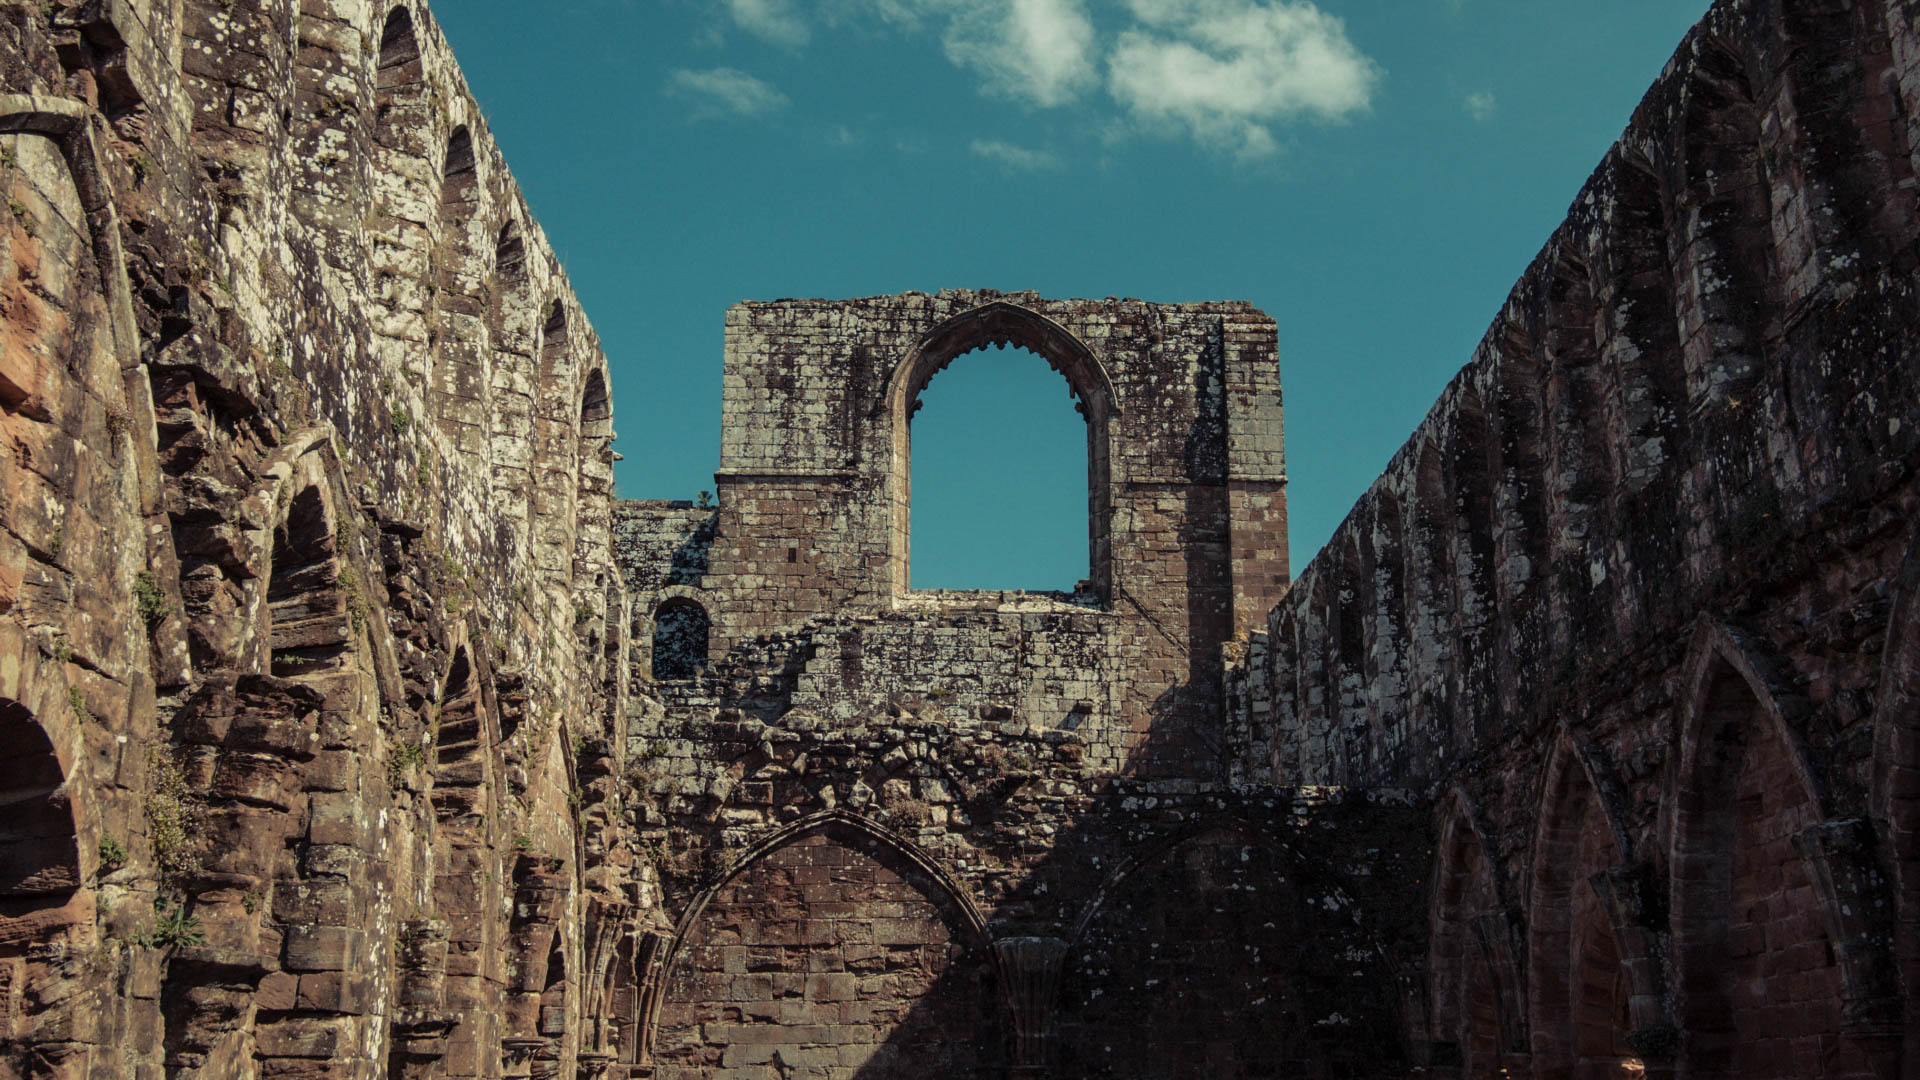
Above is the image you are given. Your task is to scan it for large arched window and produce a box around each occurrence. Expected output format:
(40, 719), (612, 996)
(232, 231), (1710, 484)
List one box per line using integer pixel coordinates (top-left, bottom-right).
(908, 343), (1086, 592)
(651, 598), (709, 681)
(884, 303), (1114, 604)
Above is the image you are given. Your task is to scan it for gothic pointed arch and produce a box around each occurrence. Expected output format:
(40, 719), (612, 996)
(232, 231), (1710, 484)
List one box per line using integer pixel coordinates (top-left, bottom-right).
(1426, 788), (1526, 1078)
(1526, 733), (1651, 1078)
(642, 811), (998, 1075)
(883, 302), (1117, 604)
(1666, 619), (1861, 1079)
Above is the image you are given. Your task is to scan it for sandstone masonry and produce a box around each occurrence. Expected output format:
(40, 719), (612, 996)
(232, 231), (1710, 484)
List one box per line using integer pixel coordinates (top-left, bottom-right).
(4, 0), (1920, 1078)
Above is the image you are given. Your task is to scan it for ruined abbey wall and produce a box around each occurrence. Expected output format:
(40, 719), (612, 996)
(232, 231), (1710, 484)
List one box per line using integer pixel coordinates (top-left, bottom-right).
(1231, 0), (1920, 1075)
(607, 294), (1427, 1077)
(0, 1), (648, 1077)
(8, 0), (1920, 1077)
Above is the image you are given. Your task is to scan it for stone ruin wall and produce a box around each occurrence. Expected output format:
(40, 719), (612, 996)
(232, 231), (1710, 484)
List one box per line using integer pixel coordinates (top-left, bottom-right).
(1233, 0), (1920, 1076)
(9, 0), (1920, 1077)
(0, 1), (651, 1078)
(609, 293), (1432, 1077)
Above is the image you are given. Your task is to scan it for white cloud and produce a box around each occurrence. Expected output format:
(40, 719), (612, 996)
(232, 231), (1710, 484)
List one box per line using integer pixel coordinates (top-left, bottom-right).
(666, 67), (790, 116)
(943, 0), (1099, 107)
(1108, 0), (1378, 155)
(831, 0), (1096, 107)
(971, 138), (1064, 171)
(1465, 90), (1495, 122)
(727, 0), (810, 46)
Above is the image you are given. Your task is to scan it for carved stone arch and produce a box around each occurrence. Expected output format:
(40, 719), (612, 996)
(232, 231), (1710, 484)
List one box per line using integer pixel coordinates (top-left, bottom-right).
(647, 592), (710, 682)
(1527, 732), (1660, 1079)
(433, 123), (492, 440)
(642, 810), (997, 1073)
(430, 640), (501, 822)
(1666, 618), (1872, 1079)
(1426, 788), (1527, 1078)
(1488, 304), (1549, 618)
(0, 698), (85, 920)
(882, 301), (1116, 604)
(0, 695), (93, 1075)
(0, 96), (140, 365)
(1065, 812), (1288, 948)
(1670, 32), (1773, 413)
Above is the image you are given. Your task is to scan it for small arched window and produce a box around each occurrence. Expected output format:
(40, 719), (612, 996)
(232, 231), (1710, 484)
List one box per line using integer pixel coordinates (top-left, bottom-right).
(581, 368), (610, 425)
(495, 220), (525, 280)
(441, 127), (477, 212)
(374, 7), (425, 155)
(651, 598), (709, 681)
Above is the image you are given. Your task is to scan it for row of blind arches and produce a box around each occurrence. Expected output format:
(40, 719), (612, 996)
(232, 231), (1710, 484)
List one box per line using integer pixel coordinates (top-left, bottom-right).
(371, 2), (612, 567)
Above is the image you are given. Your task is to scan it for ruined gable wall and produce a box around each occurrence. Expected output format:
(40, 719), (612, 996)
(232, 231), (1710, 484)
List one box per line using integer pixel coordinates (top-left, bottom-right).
(624, 290), (1289, 774)
(608, 294), (1433, 1077)
(1233, 0), (1920, 1071)
(0, 1), (653, 1077)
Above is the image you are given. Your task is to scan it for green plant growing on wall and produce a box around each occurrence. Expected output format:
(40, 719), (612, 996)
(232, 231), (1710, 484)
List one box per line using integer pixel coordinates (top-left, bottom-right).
(49, 636), (72, 664)
(145, 747), (196, 877)
(97, 835), (127, 870)
(46, 523), (64, 560)
(387, 736), (431, 788)
(134, 571), (170, 627)
(339, 565), (369, 634)
(132, 899), (204, 950)
(67, 686), (90, 722)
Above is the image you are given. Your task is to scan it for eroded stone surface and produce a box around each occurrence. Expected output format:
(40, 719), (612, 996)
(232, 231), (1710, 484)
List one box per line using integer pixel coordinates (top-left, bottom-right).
(7, 0), (1920, 1077)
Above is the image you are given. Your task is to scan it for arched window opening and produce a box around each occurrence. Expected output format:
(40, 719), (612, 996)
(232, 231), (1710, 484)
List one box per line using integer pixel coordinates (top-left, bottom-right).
(441, 127), (477, 213)
(907, 343), (1090, 594)
(374, 6), (426, 155)
(431, 647), (492, 821)
(268, 486), (351, 674)
(540, 933), (568, 1037)
(0, 701), (79, 907)
(540, 301), (572, 389)
(1672, 651), (1849, 1079)
(651, 599), (709, 681)
(378, 6), (419, 73)
(581, 368), (610, 426)
(495, 220), (526, 281)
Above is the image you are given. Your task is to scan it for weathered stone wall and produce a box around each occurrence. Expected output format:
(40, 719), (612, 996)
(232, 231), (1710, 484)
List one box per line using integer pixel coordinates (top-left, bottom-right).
(606, 291), (1389, 1076)
(0, 1), (652, 1077)
(1231, 0), (1920, 1075)
(11, 0), (1920, 1075)
(619, 291), (1291, 775)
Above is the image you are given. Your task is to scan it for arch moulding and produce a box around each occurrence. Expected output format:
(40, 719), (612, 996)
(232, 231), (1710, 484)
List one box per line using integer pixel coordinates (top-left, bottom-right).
(880, 302), (1119, 605)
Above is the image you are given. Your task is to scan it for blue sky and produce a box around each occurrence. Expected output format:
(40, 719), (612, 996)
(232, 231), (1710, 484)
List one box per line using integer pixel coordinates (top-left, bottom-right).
(434, 0), (1711, 590)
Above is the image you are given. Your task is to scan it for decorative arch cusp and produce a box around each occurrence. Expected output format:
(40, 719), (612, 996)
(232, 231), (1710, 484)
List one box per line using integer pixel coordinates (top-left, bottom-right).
(882, 302), (1117, 605)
